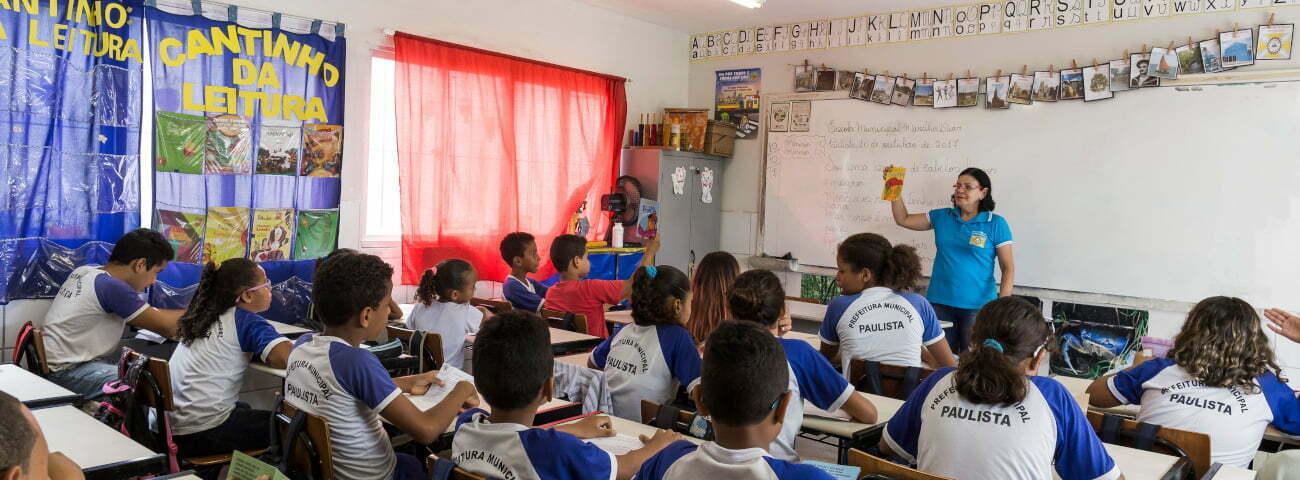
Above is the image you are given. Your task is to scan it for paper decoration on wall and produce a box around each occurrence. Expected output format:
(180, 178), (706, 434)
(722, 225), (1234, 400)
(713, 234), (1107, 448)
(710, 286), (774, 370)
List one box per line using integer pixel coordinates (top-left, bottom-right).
(1257, 24), (1295, 60)
(205, 115), (252, 175)
(1008, 74), (1033, 105)
(256, 125), (301, 175)
(1201, 38), (1228, 73)
(249, 209), (294, 262)
(1032, 71), (1060, 102)
(815, 67), (837, 91)
(1059, 69), (1085, 100)
(1082, 64), (1114, 102)
(835, 70), (855, 90)
(1109, 60), (1131, 92)
(1220, 29), (1256, 68)
(155, 112), (206, 174)
(700, 168), (715, 204)
(985, 76), (1010, 109)
(1176, 43), (1205, 74)
(1129, 53), (1160, 88)
(869, 75), (895, 104)
(672, 166), (687, 195)
(294, 210), (340, 260)
(933, 79), (957, 108)
(204, 207), (250, 263)
(636, 199), (659, 239)
(892, 77), (915, 106)
(769, 102), (790, 132)
(794, 64), (815, 92)
(1148, 46), (1180, 79)
(157, 209), (206, 263)
(714, 69), (761, 139)
(956, 78), (979, 107)
(790, 100), (812, 132)
(301, 124), (343, 177)
(913, 79), (935, 106)
(849, 73), (874, 101)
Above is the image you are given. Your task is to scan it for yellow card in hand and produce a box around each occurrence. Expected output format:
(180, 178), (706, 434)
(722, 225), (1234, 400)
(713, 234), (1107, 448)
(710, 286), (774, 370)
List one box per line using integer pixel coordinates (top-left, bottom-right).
(882, 167), (906, 201)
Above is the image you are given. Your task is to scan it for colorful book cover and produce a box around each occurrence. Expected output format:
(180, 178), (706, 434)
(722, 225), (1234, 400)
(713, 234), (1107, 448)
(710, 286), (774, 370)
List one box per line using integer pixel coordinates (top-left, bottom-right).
(203, 207), (250, 263)
(249, 209), (294, 262)
(154, 111), (206, 174)
(294, 209), (339, 260)
(205, 114), (252, 175)
(256, 125), (301, 175)
(301, 124), (343, 177)
(882, 167), (906, 201)
(636, 199), (659, 240)
(156, 209), (206, 263)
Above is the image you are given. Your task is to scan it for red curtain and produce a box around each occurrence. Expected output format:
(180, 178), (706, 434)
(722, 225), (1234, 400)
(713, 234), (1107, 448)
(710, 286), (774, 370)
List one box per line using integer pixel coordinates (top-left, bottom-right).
(393, 32), (627, 284)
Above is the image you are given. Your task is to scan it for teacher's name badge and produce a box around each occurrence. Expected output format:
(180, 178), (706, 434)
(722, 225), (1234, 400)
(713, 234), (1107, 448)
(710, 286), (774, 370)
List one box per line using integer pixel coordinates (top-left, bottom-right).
(969, 232), (988, 248)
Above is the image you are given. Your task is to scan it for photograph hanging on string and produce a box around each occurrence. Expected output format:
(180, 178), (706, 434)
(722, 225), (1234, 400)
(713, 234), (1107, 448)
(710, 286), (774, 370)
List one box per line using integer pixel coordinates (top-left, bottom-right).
(1256, 24), (1294, 60)
(1031, 71), (1060, 102)
(1129, 53), (1160, 88)
(1059, 68), (1084, 100)
(850, 72), (873, 100)
(933, 79), (958, 108)
(836, 70), (856, 90)
(1200, 38), (1228, 73)
(956, 78), (979, 107)
(1008, 74), (1033, 105)
(870, 75), (896, 104)
(769, 102), (790, 132)
(892, 77), (915, 106)
(1082, 64), (1113, 102)
(1219, 29), (1256, 67)
(913, 78), (936, 106)
(985, 76), (1010, 109)
(1148, 46), (1179, 79)
(790, 100), (811, 132)
(794, 64), (815, 92)
(1108, 59), (1131, 92)
(1176, 42), (1204, 74)
(815, 67), (838, 91)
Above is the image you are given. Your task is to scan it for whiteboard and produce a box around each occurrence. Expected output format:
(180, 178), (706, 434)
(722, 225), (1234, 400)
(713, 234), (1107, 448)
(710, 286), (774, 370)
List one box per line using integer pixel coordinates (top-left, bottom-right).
(762, 82), (1300, 309)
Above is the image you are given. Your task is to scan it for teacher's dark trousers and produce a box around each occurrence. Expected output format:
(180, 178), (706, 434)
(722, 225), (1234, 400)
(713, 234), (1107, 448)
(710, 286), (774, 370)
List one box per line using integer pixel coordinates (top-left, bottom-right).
(934, 303), (979, 354)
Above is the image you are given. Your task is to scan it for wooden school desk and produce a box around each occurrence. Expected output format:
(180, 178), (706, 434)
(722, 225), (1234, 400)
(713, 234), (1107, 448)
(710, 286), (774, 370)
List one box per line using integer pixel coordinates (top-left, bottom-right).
(268, 320), (313, 337)
(1098, 443), (1181, 480)
(799, 392), (903, 463)
(558, 352), (592, 368)
(550, 412), (705, 454)
(550, 327), (603, 355)
(606, 309), (633, 326)
(0, 364), (80, 407)
(784, 331), (821, 350)
(32, 405), (166, 479)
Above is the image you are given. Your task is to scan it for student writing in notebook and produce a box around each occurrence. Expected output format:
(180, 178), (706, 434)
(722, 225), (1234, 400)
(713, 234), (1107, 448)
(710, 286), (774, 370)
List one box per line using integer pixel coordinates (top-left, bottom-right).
(820, 233), (956, 371)
(0, 391), (84, 480)
(500, 232), (549, 312)
(589, 265), (701, 420)
(637, 321), (833, 480)
(728, 270), (877, 461)
(1088, 296), (1300, 468)
(168, 258), (290, 458)
(406, 259), (489, 370)
(452, 311), (680, 480)
(544, 233), (659, 338)
(285, 253), (479, 480)
(881, 297), (1121, 480)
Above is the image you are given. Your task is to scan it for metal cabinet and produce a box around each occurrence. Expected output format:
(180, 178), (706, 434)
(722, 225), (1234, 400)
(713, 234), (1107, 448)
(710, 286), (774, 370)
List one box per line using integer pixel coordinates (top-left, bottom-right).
(620, 149), (724, 274)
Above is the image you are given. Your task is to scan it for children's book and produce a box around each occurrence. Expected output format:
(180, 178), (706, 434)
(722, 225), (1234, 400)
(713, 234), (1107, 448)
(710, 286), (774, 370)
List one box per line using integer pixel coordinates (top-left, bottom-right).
(636, 199), (659, 239)
(249, 209), (294, 262)
(205, 114), (252, 175)
(882, 167), (906, 201)
(204, 207), (250, 263)
(256, 125), (300, 175)
(156, 209), (206, 263)
(301, 124), (343, 177)
(228, 450), (289, 480)
(294, 210), (339, 260)
(154, 111), (206, 174)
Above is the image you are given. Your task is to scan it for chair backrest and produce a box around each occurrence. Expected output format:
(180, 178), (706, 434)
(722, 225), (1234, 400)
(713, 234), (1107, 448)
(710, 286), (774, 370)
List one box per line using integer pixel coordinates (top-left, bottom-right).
(12, 322), (51, 375)
(385, 325), (444, 372)
(638, 399), (706, 440)
(848, 359), (936, 400)
(470, 298), (512, 314)
(1087, 411), (1208, 479)
(426, 453), (491, 480)
(848, 449), (953, 480)
(541, 308), (588, 335)
(126, 351), (175, 411)
(278, 400), (334, 480)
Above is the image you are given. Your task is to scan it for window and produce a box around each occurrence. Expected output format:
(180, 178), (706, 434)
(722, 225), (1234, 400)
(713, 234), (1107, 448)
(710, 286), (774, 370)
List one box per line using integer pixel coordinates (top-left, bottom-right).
(364, 55), (403, 242)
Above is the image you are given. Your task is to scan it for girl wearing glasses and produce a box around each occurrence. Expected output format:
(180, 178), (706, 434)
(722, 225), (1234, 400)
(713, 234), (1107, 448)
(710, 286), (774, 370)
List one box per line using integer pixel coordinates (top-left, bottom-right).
(881, 297), (1121, 480)
(888, 167), (1016, 354)
(167, 258), (291, 458)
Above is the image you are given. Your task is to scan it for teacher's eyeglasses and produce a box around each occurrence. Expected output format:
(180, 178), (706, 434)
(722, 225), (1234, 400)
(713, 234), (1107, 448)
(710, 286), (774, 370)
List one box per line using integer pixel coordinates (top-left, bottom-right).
(235, 282), (271, 303)
(953, 183), (983, 191)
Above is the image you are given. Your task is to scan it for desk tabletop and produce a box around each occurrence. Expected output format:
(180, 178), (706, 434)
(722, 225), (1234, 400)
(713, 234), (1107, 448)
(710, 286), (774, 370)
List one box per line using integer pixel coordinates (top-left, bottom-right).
(33, 405), (163, 473)
(784, 331), (821, 350)
(268, 320), (313, 336)
(1210, 465), (1257, 479)
(558, 352), (593, 368)
(606, 310), (634, 325)
(799, 392), (903, 438)
(0, 364), (79, 407)
(1098, 443), (1181, 480)
(557, 413), (704, 452)
(550, 327), (601, 344)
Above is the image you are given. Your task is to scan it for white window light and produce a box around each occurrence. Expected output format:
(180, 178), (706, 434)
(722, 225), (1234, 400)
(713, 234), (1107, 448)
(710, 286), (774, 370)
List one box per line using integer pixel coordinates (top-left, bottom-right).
(728, 0), (765, 8)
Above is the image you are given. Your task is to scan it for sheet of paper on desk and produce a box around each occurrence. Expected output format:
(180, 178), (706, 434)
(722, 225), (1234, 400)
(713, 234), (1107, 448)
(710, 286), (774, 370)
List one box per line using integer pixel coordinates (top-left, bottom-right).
(416, 366), (476, 408)
(804, 461), (860, 480)
(585, 434), (644, 455)
(228, 451), (289, 480)
(804, 401), (852, 421)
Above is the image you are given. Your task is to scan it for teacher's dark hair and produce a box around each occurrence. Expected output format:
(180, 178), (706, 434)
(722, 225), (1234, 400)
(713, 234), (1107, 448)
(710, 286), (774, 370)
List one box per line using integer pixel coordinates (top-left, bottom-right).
(959, 167), (996, 212)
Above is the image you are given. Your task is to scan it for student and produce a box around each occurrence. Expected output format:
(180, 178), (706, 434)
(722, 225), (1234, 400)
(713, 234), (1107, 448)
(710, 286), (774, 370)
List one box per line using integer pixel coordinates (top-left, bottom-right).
(284, 252), (479, 480)
(500, 232), (549, 312)
(0, 391), (85, 480)
(1088, 296), (1300, 468)
(452, 310), (680, 480)
(544, 233), (659, 338)
(589, 265), (701, 420)
(167, 258), (291, 457)
(686, 252), (739, 343)
(637, 321), (833, 480)
(406, 259), (488, 370)
(305, 248), (403, 331)
(881, 297), (1121, 480)
(820, 233), (956, 372)
(728, 270), (877, 461)
(42, 228), (185, 399)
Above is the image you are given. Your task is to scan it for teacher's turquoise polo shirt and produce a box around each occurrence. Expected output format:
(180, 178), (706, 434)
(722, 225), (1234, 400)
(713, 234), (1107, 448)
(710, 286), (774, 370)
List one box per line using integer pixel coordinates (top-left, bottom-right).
(926, 208), (1013, 310)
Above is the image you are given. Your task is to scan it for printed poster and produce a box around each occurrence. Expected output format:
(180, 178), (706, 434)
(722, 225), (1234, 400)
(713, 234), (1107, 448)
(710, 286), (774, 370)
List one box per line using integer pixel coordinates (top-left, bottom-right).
(155, 111), (206, 174)
(769, 102), (790, 132)
(789, 100), (811, 132)
(204, 207), (250, 263)
(714, 68), (761, 138)
(249, 209), (294, 262)
(156, 209), (206, 263)
(301, 124), (343, 177)
(294, 210), (340, 260)
(256, 125), (301, 175)
(205, 114), (252, 175)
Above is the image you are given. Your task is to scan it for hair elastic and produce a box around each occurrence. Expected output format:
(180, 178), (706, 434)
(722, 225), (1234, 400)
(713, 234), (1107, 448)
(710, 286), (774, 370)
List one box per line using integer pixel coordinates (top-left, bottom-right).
(983, 338), (1005, 353)
(645, 266), (658, 278)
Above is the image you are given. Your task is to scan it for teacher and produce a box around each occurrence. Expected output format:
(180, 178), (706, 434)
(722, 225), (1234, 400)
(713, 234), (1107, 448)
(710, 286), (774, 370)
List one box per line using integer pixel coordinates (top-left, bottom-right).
(888, 167), (1015, 354)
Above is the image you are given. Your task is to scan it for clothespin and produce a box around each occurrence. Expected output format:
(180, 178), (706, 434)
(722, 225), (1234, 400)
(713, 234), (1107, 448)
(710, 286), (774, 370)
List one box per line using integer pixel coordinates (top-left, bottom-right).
(1234, 23), (1240, 32)
(1188, 36), (1194, 47)
(1142, 43), (1148, 52)
(1166, 40), (1175, 50)
(1124, 49), (1130, 57)
(1269, 13), (1276, 26)
(996, 69), (1002, 77)
(1091, 58), (1097, 66)
(965, 69), (971, 78)
(1048, 64), (1055, 73)
(1071, 59), (1078, 69)
(1020, 65), (1027, 75)
(923, 72), (928, 79)
(885, 70), (891, 77)
(947, 72), (953, 80)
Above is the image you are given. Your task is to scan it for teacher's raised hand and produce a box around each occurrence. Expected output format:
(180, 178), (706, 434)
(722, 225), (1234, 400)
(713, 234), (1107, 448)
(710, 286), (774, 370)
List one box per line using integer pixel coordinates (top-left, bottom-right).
(884, 165), (932, 231)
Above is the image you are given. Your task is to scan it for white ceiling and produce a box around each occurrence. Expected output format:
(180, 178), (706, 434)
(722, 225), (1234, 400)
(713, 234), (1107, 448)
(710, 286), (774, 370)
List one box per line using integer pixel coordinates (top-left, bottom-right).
(576, 0), (956, 34)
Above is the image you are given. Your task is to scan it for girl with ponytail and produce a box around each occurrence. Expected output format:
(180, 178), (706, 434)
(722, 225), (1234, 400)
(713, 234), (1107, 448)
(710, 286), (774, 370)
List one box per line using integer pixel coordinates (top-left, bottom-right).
(820, 233), (956, 371)
(406, 259), (488, 370)
(880, 297), (1121, 480)
(168, 258), (291, 458)
(588, 265), (702, 421)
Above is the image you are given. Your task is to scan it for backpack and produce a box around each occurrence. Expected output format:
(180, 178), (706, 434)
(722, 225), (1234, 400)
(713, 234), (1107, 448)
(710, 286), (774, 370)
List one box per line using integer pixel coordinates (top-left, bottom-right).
(94, 347), (181, 474)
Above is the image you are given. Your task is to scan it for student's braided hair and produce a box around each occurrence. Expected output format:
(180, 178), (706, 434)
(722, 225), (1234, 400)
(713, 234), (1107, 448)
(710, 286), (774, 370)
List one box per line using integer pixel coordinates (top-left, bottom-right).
(177, 258), (262, 346)
(630, 265), (689, 327)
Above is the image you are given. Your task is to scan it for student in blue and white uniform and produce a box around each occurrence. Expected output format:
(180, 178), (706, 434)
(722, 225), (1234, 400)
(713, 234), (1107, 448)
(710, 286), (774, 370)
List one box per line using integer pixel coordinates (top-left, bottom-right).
(285, 253), (479, 480)
(881, 297), (1120, 480)
(728, 270), (877, 461)
(638, 321), (834, 480)
(589, 265), (701, 421)
(453, 310), (680, 480)
(1089, 296), (1300, 468)
(168, 258), (290, 457)
(888, 167), (1015, 353)
(42, 229), (186, 399)
(820, 233), (956, 372)
(500, 232), (549, 312)
(406, 259), (488, 370)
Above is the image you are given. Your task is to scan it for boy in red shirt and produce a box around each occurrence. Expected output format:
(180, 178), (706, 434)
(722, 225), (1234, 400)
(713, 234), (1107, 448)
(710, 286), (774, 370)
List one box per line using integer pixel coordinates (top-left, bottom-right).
(543, 233), (659, 338)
